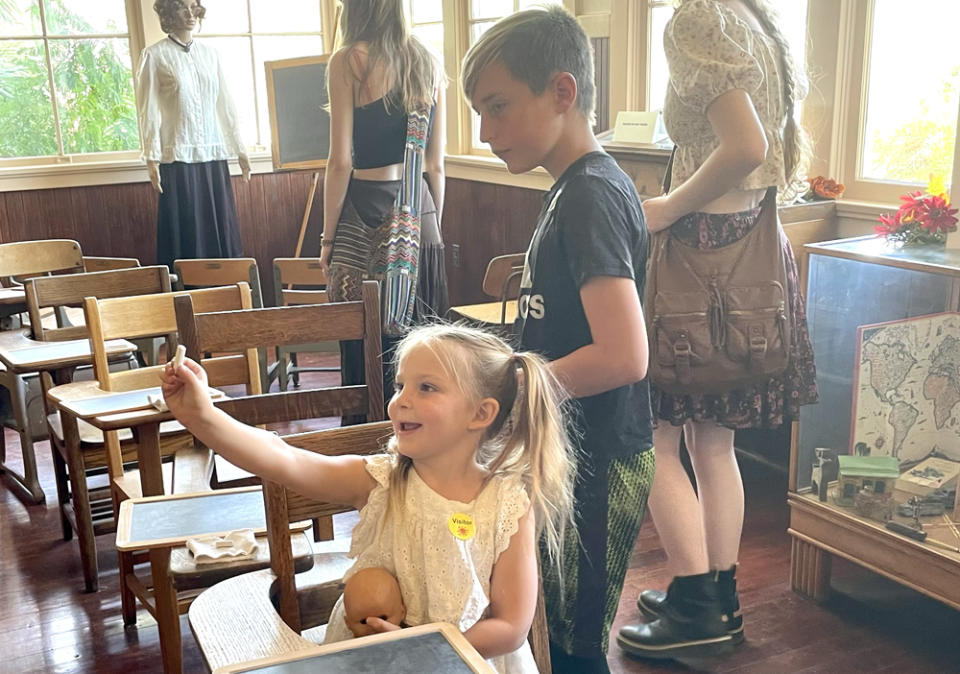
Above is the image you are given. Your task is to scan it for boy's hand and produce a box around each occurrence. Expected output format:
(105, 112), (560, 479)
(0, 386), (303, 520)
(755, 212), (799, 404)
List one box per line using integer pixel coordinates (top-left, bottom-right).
(641, 195), (677, 233)
(363, 617), (402, 634)
(160, 356), (212, 423)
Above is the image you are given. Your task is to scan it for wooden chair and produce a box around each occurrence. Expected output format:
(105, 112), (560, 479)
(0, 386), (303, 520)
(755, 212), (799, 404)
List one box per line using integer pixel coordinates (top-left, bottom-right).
(0, 239), (85, 502)
(189, 420), (551, 673)
(82, 256), (140, 272)
(45, 283), (252, 596)
(175, 279), (384, 492)
(270, 257), (339, 391)
(173, 257), (268, 387)
(448, 252), (526, 327)
(25, 266), (170, 539)
(110, 285), (384, 672)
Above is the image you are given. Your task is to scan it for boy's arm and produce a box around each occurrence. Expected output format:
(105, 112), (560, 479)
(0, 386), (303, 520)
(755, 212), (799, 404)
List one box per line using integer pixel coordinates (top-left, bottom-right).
(550, 276), (649, 398)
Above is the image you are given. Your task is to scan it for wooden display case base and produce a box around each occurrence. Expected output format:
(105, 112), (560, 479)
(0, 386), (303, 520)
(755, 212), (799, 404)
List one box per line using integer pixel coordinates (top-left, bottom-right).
(788, 491), (960, 611)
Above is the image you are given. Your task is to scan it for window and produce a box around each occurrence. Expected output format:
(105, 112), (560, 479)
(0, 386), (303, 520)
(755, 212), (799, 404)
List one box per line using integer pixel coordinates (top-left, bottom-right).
(860, 0), (959, 186)
(196, 0), (326, 152)
(646, 0), (808, 113)
(0, 0), (138, 160)
(407, 0), (443, 61)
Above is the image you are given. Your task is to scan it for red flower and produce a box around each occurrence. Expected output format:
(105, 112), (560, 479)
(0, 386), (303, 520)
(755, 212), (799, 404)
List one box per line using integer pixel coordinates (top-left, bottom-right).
(919, 194), (959, 233)
(875, 210), (903, 236)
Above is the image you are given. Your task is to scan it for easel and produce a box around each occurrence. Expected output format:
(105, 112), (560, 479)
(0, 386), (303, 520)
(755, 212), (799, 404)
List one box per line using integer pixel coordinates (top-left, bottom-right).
(292, 172), (321, 258)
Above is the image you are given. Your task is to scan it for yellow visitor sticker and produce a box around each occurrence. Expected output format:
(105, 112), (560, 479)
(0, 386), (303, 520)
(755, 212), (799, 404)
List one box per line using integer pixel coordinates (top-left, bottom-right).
(448, 512), (475, 541)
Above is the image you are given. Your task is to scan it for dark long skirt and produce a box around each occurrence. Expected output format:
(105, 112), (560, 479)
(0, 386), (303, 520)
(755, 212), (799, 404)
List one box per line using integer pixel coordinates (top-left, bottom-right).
(651, 207), (819, 429)
(339, 176), (448, 409)
(156, 160), (244, 269)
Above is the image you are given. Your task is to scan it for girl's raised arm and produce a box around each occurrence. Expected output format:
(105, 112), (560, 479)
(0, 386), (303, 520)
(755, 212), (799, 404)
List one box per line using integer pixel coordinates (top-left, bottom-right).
(463, 508), (538, 657)
(162, 358), (377, 509)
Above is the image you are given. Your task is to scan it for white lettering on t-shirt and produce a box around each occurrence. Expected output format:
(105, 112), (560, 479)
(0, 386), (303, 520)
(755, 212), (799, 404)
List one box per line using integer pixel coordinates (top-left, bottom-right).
(518, 293), (545, 319)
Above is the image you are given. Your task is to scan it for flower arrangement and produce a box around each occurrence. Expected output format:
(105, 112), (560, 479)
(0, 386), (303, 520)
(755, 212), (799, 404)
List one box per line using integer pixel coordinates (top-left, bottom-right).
(875, 176), (958, 246)
(806, 175), (845, 200)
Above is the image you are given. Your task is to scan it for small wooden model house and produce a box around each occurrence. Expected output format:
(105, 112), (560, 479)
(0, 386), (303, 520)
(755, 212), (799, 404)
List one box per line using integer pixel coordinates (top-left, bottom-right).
(835, 456), (900, 507)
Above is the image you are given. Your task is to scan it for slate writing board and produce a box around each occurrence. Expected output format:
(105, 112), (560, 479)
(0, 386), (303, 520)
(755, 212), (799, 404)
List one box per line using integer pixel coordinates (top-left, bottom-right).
(126, 489), (265, 545)
(265, 54), (331, 171)
(230, 631), (475, 673)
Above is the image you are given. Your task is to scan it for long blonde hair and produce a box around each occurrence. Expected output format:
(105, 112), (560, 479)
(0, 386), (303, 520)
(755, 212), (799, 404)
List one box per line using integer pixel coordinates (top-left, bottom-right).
(738, 0), (812, 192)
(334, 0), (441, 113)
(386, 324), (576, 566)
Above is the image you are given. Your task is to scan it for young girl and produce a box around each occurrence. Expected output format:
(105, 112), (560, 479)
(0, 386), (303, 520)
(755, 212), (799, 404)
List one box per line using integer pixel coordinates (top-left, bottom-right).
(618, 0), (818, 661)
(320, 0), (448, 399)
(161, 324), (575, 673)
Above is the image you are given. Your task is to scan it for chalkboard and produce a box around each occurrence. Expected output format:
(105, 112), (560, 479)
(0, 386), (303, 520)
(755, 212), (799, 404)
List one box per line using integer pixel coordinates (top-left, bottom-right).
(265, 54), (331, 171)
(228, 630), (479, 674)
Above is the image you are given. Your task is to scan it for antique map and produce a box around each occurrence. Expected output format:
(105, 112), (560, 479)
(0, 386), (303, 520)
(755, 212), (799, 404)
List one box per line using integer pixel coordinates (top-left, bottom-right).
(854, 312), (960, 463)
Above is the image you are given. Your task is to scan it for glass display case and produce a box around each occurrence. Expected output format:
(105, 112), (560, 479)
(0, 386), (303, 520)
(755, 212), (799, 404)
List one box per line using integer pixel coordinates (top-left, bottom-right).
(789, 236), (960, 610)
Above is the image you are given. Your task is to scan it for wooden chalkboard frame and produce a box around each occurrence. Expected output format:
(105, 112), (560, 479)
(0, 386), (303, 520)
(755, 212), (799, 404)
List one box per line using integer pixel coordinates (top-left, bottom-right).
(264, 54), (331, 171)
(212, 622), (495, 673)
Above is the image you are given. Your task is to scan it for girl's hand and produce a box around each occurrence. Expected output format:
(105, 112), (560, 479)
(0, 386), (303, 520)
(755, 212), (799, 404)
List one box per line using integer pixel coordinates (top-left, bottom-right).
(641, 195), (679, 233)
(160, 356), (212, 423)
(319, 245), (333, 278)
(363, 617), (402, 634)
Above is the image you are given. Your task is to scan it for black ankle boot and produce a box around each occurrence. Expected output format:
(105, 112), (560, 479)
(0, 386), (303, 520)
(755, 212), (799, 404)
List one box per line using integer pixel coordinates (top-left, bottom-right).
(618, 570), (743, 660)
(637, 565), (743, 638)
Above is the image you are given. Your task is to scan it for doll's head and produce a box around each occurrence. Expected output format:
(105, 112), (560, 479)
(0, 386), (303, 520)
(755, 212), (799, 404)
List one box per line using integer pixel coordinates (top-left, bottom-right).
(154, 0), (206, 34)
(342, 567), (405, 637)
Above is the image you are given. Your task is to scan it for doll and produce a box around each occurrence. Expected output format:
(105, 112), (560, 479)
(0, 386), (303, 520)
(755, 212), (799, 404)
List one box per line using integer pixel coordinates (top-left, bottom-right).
(136, 0), (249, 269)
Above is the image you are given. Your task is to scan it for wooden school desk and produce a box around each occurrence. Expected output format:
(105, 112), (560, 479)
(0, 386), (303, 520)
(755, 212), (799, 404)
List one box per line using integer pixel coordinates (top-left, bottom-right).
(212, 622), (495, 674)
(0, 332), (133, 502)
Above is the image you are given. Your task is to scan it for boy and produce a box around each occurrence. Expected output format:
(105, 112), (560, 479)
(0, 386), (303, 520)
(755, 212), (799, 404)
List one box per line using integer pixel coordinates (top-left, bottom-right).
(463, 7), (654, 673)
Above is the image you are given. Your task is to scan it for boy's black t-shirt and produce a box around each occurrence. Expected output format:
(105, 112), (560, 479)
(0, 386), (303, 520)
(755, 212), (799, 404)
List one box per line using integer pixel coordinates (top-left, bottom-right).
(517, 151), (654, 461)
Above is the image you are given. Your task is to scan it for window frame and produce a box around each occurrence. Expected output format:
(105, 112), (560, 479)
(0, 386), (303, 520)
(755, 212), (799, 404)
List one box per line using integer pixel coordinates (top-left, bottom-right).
(5, 0), (957, 205)
(0, 0), (147, 168)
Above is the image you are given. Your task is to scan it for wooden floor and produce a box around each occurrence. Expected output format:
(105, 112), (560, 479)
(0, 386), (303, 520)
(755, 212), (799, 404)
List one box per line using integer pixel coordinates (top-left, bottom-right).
(3, 367), (959, 672)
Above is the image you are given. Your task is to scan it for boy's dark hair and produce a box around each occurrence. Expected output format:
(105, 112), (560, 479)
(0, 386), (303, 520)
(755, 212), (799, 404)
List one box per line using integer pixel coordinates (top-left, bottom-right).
(461, 5), (595, 125)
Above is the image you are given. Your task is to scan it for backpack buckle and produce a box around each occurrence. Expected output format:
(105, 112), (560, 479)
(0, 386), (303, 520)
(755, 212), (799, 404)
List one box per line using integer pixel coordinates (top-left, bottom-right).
(674, 333), (692, 384)
(748, 325), (767, 371)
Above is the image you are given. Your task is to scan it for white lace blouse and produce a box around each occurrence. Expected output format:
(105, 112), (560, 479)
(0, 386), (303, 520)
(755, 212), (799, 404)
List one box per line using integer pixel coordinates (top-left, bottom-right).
(135, 38), (245, 164)
(662, 0), (808, 191)
(323, 454), (538, 674)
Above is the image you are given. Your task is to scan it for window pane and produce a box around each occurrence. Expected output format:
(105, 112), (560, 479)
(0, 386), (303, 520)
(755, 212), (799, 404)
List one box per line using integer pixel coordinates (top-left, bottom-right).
(648, 5), (671, 112)
(861, 0), (960, 184)
(471, 1), (511, 21)
(200, 36), (257, 146)
(250, 0), (321, 33)
(197, 0), (250, 34)
(518, 0), (561, 9)
(410, 0), (442, 24)
(0, 0), (43, 36)
(0, 39), (57, 157)
(254, 35), (325, 146)
(470, 20), (500, 46)
(43, 0), (128, 35)
(49, 38), (138, 153)
(411, 23), (443, 61)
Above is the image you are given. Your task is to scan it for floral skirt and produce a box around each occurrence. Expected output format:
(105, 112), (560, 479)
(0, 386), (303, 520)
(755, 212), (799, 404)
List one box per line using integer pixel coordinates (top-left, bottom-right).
(651, 208), (819, 429)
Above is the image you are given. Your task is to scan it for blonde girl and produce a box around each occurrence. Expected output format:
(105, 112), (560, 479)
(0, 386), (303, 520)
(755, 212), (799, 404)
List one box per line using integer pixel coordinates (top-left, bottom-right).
(161, 324), (575, 673)
(319, 0), (449, 401)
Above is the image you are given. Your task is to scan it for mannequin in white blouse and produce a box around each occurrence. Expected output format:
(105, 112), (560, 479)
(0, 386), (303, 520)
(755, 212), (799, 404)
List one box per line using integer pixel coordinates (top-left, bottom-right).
(137, 0), (249, 266)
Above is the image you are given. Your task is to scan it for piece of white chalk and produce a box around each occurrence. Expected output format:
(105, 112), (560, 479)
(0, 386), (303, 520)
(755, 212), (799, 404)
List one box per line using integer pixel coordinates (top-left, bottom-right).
(172, 344), (186, 369)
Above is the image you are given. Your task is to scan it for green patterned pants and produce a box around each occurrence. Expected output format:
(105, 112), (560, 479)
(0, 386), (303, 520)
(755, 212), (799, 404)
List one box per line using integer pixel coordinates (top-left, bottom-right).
(542, 449), (656, 657)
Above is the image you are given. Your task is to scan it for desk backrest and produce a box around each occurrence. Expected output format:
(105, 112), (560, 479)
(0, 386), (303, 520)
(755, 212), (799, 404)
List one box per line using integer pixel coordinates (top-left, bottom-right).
(82, 256), (141, 273)
(0, 239), (84, 282)
(481, 253), (526, 301)
(176, 279), (382, 410)
(24, 266), (170, 342)
(174, 258), (264, 308)
(273, 257), (329, 307)
(267, 420), (394, 632)
(84, 283), (252, 392)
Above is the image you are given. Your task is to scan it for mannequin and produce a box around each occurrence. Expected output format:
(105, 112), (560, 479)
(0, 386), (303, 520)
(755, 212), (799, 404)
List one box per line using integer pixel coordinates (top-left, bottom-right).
(136, 0), (249, 268)
(341, 567), (406, 638)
